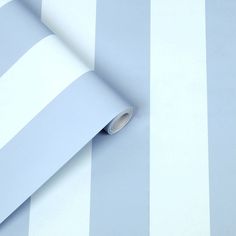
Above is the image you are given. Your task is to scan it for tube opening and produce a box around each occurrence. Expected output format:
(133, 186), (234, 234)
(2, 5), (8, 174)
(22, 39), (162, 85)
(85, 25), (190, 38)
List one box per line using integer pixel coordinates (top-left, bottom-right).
(104, 107), (133, 135)
(110, 113), (130, 133)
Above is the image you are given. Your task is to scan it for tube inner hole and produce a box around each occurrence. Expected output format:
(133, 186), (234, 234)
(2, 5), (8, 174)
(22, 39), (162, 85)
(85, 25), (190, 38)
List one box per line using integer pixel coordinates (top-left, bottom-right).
(111, 113), (130, 132)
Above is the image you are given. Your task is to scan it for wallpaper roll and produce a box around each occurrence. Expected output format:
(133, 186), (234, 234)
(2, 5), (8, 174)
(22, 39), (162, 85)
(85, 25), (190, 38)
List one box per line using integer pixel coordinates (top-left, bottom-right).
(0, 0), (133, 223)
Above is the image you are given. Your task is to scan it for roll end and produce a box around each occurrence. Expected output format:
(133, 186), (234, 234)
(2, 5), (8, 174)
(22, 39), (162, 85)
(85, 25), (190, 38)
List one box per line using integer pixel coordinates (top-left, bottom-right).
(104, 107), (134, 135)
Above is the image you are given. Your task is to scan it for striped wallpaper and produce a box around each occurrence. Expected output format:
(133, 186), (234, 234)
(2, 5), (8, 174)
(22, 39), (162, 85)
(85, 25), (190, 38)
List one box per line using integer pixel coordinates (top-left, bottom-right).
(0, 0), (235, 235)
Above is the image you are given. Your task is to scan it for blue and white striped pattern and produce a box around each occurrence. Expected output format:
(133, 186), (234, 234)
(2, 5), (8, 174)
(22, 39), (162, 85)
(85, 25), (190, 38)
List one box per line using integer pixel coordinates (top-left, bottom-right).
(0, 0), (235, 235)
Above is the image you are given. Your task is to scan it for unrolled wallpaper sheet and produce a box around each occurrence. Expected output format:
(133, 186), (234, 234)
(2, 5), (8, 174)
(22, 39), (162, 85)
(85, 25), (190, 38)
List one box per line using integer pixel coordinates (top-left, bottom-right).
(0, 0), (235, 236)
(0, 0), (134, 227)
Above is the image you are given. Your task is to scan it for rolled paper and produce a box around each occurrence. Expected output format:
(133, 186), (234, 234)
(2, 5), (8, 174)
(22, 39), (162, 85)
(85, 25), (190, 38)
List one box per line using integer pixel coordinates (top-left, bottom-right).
(0, 0), (133, 223)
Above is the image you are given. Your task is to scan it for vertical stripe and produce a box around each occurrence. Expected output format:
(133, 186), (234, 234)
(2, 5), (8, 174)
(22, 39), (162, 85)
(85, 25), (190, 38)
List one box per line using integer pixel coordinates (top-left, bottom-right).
(90, 0), (150, 235)
(0, 200), (30, 236)
(150, 0), (210, 235)
(29, 0), (96, 235)
(41, 0), (96, 69)
(29, 145), (91, 236)
(206, 1), (236, 235)
(0, 0), (50, 76)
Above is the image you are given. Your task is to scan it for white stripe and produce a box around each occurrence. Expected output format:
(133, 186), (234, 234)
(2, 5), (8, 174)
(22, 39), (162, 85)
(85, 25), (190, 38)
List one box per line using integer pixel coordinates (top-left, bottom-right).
(150, 0), (210, 235)
(0, 0), (13, 9)
(29, 1), (96, 235)
(41, 0), (96, 69)
(29, 144), (91, 236)
(0, 35), (88, 150)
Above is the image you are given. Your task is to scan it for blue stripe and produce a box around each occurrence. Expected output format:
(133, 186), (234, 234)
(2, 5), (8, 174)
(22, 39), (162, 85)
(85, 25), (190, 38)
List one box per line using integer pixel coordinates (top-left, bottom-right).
(206, 0), (236, 235)
(0, 0), (50, 77)
(0, 199), (30, 236)
(90, 0), (150, 235)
